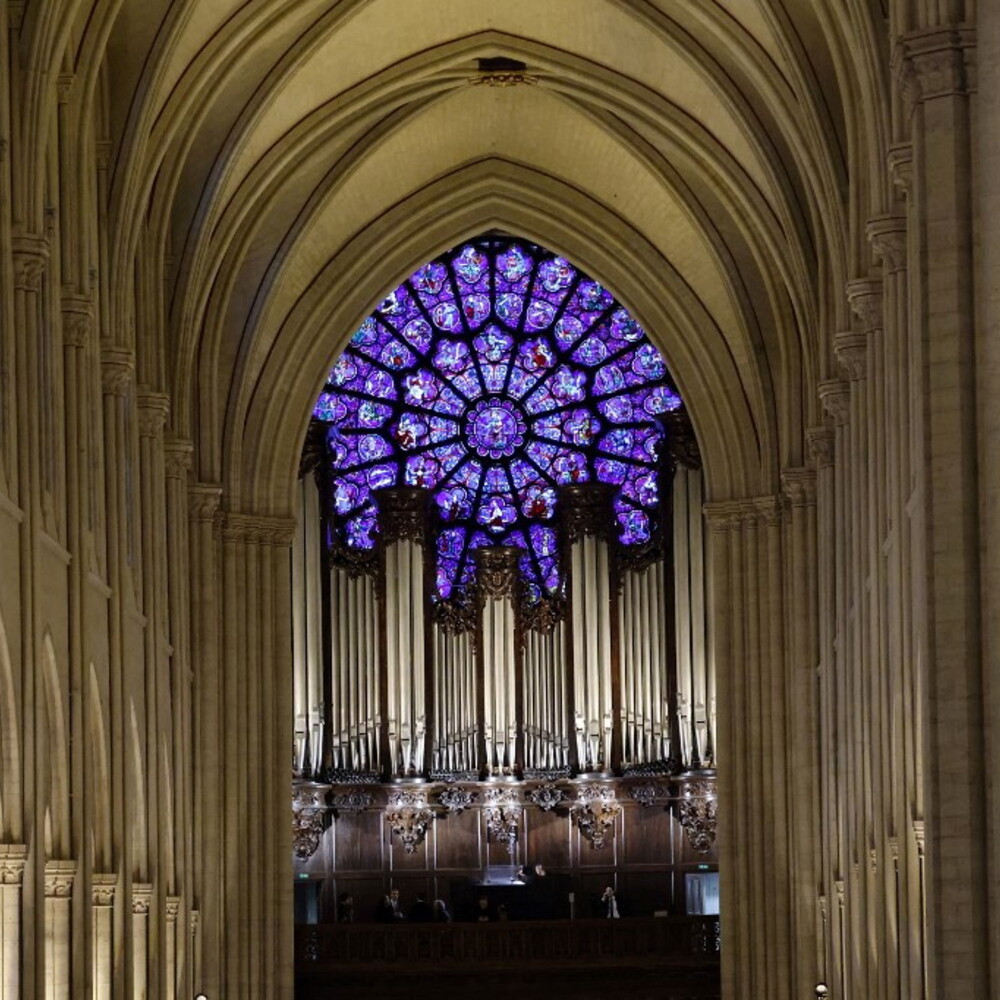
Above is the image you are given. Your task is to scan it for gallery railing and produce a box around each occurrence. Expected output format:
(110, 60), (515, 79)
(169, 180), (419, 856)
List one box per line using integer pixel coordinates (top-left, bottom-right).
(295, 915), (721, 968)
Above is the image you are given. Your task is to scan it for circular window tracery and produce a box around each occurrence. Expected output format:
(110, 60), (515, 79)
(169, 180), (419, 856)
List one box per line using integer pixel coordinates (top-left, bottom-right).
(314, 235), (683, 602)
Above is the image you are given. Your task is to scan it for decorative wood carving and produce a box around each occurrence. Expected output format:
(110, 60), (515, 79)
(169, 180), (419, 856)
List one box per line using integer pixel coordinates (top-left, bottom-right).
(526, 782), (565, 812)
(559, 483), (616, 544)
(375, 486), (429, 546)
(571, 785), (621, 849)
(474, 545), (520, 601)
(483, 787), (522, 855)
(293, 782), (330, 861)
(438, 786), (478, 814)
(385, 789), (434, 853)
(676, 775), (717, 855)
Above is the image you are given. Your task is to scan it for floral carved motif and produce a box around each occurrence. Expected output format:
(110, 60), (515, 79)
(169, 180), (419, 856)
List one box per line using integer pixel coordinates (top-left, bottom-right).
(330, 790), (373, 813)
(571, 785), (621, 849)
(526, 783), (564, 812)
(629, 783), (667, 808)
(438, 786), (478, 814)
(374, 486), (428, 546)
(474, 546), (520, 601)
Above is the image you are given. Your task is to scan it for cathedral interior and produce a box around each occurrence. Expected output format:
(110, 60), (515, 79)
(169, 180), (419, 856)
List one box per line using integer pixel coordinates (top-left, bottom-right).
(0, 1), (998, 998)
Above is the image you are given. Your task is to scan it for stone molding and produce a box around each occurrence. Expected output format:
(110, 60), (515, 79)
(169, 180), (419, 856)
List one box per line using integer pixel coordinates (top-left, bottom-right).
(166, 896), (181, 921)
(833, 329), (868, 381)
(136, 390), (170, 438)
(190, 910), (200, 936)
(56, 72), (75, 104)
(44, 860), (77, 898)
(132, 882), (153, 915)
(818, 379), (850, 426)
(92, 873), (117, 907)
(703, 495), (785, 533)
(61, 294), (95, 348)
(100, 347), (135, 397)
(0, 844), (27, 885)
(222, 511), (296, 546)
(806, 426), (835, 469)
(12, 235), (48, 291)
(867, 215), (907, 273)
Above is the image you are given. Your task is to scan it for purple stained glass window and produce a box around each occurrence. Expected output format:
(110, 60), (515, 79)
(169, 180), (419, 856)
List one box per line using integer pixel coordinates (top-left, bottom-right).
(313, 236), (683, 602)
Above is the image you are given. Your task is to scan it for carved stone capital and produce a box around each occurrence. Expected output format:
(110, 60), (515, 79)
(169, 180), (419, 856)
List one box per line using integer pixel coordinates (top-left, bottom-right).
(900, 27), (976, 103)
(0, 844), (27, 885)
(136, 390), (170, 438)
(702, 501), (749, 534)
(131, 883), (153, 915)
(165, 896), (181, 921)
(559, 483), (615, 543)
(61, 294), (95, 348)
(675, 775), (717, 855)
(912, 819), (925, 858)
(44, 860), (77, 898)
(95, 140), (113, 171)
(474, 545), (520, 601)
(806, 426), (835, 469)
(887, 144), (913, 198)
(100, 347), (135, 396)
(867, 216), (907, 273)
(190, 909), (200, 935)
(818, 379), (851, 425)
(56, 72), (75, 104)
(12, 235), (48, 291)
(833, 330), (868, 381)
(375, 486), (428, 546)
(188, 483), (222, 522)
(781, 467), (817, 507)
(92, 873), (117, 907)
(846, 279), (884, 336)
(8, 1), (25, 32)
(164, 438), (194, 480)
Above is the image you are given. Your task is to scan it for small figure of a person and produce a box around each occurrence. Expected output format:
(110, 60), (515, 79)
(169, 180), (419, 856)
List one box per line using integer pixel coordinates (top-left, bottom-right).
(375, 888), (404, 923)
(409, 892), (433, 923)
(432, 898), (452, 922)
(475, 895), (491, 922)
(497, 903), (509, 922)
(602, 885), (620, 919)
(337, 892), (354, 923)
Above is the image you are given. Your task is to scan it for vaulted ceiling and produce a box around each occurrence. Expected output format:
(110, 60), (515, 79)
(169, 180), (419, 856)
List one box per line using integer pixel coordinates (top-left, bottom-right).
(19, 0), (893, 507)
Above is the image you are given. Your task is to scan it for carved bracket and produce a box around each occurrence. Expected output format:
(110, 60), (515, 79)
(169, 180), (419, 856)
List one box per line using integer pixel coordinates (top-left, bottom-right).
(628, 783), (669, 808)
(571, 785), (621, 849)
(330, 790), (374, 814)
(385, 790), (435, 854)
(676, 776), (718, 855)
(293, 782), (330, 861)
(483, 787), (522, 855)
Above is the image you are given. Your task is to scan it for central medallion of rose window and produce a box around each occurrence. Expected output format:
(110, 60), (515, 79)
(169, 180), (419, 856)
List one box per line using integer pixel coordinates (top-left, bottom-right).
(465, 397), (526, 460)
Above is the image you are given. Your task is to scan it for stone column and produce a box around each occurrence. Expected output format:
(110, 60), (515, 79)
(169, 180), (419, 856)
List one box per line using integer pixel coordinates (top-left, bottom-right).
(43, 861), (76, 1000)
(561, 484), (616, 774)
(131, 883), (152, 1000)
(188, 483), (221, 999)
(474, 546), (520, 777)
(164, 896), (180, 998)
(90, 874), (116, 1000)
(0, 846), (26, 998)
(704, 496), (791, 1000)
(897, 26), (986, 997)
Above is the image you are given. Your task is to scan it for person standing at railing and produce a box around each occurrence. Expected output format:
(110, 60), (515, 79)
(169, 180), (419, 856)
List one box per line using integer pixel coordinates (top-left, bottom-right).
(601, 885), (620, 919)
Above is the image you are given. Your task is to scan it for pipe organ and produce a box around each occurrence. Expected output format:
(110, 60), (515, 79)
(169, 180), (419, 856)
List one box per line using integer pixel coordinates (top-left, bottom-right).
(292, 470), (714, 786)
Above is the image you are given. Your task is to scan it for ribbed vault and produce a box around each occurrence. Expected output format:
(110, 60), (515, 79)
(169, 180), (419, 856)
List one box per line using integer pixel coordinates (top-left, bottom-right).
(22, 0), (892, 516)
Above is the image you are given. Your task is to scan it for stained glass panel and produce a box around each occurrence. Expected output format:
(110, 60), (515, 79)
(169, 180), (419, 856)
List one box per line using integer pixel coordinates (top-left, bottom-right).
(314, 236), (683, 600)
